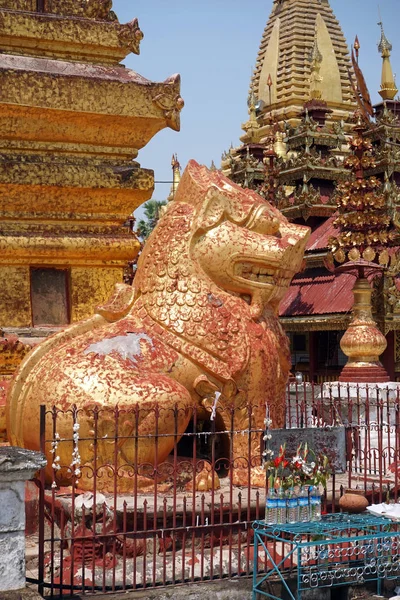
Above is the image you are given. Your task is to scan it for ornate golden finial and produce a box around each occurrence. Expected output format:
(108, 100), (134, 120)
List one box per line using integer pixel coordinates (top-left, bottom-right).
(273, 130), (286, 158)
(247, 88), (259, 124)
(242, 87), (260, 141)
(309, 35), (323, 100)
(168, 154), (181, 201)
(267, 74), (273, 106)
(378, 21), (398, 101)
(354, 35), (360, 63)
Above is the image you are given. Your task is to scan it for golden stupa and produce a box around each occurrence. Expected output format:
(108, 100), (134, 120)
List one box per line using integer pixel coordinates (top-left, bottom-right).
(241, 0), (357, 143)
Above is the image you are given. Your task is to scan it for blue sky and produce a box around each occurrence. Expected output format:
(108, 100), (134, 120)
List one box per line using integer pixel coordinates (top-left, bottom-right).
(111, 0), (400, 218)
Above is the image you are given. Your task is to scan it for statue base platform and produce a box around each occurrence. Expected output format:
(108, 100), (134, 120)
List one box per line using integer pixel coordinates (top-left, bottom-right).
(339, 363), (390, 383)
(0, 589), (42, 600)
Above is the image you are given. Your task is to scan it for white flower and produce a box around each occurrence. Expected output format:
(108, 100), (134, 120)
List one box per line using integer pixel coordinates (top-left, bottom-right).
(264, 418), (272, 427)
(55, 433), (60, 440)
(51, 482), (57, 489)
(73, 423), (80, 432)
(74, 468), (81, 477)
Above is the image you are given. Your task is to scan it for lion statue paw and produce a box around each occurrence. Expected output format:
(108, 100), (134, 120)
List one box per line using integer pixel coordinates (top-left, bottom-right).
(185, 461), (220, 492)
(232, 465), (267, 488)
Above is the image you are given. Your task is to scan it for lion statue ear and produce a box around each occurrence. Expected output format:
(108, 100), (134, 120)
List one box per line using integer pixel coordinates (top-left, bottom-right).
(197, 186), (228, 231)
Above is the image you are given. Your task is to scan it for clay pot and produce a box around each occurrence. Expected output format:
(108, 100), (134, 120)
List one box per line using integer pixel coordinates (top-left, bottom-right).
(339, 489), (369, 514)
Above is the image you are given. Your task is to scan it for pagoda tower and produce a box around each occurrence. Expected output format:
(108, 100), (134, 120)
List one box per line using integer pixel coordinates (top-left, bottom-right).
(223, 3), (400, 382)
(223, 0), (357, 183)
(243, 0), (357, 144)
(0, 1), (183, 379)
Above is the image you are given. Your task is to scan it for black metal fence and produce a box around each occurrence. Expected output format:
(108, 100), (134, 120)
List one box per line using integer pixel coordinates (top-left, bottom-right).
(33, 381), (400, 596)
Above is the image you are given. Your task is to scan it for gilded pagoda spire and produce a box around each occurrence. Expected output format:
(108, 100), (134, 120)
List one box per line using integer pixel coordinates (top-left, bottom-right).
(241, 87), (260, 142)
(377, 21), (398, 101)
(244, 0), (356, 141)
(168, 154), (181, 201)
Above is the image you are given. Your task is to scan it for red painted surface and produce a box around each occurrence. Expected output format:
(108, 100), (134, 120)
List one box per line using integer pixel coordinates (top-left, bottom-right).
(339, 363), (390, 383)
(308, 331), (317, 382)
(306, 216), (337, 252)
(280, 268), (354, 317)
(25, 480), (40, 535)
(381, 330), (395, 381)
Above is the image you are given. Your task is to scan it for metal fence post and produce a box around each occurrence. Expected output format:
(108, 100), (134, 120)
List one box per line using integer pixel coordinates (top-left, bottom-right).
(38, 404), (46, 597)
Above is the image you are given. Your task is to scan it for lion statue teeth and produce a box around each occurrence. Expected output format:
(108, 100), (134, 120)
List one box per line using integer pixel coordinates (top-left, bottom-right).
(6, 160), (309, 491)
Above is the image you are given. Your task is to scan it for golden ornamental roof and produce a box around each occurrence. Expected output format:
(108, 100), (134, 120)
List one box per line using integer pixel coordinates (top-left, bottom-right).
(249, 0), (357, 134)
(0, 0), (145, 64)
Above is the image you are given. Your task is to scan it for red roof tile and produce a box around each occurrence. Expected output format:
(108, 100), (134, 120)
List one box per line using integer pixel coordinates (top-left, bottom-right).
(306, 216), (338, 252)
(279, 267), (355, 317)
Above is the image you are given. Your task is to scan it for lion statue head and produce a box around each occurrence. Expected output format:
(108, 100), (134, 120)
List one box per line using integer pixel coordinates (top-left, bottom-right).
(133, 160), (309, 382)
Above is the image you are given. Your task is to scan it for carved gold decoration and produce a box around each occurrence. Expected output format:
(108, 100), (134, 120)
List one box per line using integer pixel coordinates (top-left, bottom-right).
(340, 277), (388, 381)
(348, 248), (360, 261)
(309, 37), (323, 100)
(41, 0), (115, 21)
(7, 161), (310, 491)
(379, 249), (390, 266)
(0, 335), (32, 378)
(152, 75), (184, 132)
(0, 0), (35, 9)
(384, 252), (400, 316)
(117, 19), (144, 55)
(363, 247), (375, 262)
(0, 7), (143, 63)
(334, 249), (346, 263)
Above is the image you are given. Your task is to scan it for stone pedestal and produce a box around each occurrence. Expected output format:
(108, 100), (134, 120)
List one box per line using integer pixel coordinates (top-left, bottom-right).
(0, 447), (46, 592)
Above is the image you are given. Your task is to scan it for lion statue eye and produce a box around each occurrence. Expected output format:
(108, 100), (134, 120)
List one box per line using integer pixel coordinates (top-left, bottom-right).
(247, 206), (281, 237)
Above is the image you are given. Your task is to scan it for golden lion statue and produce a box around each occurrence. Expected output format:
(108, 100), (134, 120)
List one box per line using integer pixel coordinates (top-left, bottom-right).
(7, 161), (309, 491)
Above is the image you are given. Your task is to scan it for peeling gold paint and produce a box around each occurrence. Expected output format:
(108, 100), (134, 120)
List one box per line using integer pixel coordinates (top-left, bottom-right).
(70, 267), (125, 323)
(0, 266), (31, 327)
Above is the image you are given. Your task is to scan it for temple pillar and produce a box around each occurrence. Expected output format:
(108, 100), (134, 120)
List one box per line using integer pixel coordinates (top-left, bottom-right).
(0, 447), (46, 595)
(381, 330), (395, 381)
(309, 331), (317, 383)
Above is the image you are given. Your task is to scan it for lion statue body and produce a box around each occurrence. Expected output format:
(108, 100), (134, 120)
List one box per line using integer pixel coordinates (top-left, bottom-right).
(7, 161), (309, 490)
